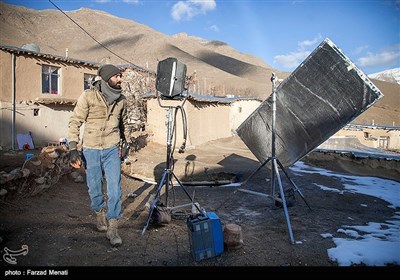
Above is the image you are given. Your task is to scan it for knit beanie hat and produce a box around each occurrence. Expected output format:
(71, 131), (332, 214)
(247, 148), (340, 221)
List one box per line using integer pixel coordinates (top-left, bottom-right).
(97, 64), (121, 82)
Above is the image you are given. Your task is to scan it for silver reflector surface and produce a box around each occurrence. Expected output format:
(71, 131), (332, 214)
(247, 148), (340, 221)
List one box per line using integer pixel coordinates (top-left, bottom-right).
(236, 38), (383, 167)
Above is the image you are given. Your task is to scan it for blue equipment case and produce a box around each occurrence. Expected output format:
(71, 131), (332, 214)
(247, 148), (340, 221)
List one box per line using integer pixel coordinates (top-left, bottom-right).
(187, 212), (224, 261)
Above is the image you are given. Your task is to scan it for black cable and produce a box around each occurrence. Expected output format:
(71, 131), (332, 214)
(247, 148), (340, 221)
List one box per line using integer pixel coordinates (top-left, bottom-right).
(178, 105), (188, 153)
(170, 107), (179, 171)
(167, 107), (179, 207)
(48, 0), (135, 65)
(168, 103), (189, 208)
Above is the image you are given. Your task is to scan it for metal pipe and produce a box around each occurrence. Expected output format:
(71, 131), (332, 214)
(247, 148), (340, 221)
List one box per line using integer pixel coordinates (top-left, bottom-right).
(271, 73), (277, 197)
(11, 53), (16, 150)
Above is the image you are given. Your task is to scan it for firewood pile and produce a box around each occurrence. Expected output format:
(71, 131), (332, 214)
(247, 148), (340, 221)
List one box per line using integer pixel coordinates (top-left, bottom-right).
(0, 146), (83, 200)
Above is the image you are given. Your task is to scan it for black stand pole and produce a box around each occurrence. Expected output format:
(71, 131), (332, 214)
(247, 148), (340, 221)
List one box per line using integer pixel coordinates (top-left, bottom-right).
(238, 73), (311, 244)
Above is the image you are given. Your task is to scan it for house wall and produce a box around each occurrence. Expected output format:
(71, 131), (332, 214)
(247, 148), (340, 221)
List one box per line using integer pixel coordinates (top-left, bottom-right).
(146, 98), (242, 147)
(146, 98), (261, 147)
(0, 101), (73, 148)
(230, 100), (261, 132)
(0, 50), (97, 149)
(334, 128), (400, 150)
(186, 101), (231, 147)
(0, 51), (12, 102)
(0, 52), (97, 102)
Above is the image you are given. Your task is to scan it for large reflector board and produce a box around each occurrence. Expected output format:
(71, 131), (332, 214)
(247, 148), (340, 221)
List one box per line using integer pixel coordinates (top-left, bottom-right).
(236, 38), (383, 168)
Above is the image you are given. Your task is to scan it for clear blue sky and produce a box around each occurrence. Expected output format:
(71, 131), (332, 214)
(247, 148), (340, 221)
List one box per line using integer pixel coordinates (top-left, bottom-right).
(4, 0), (400, 75)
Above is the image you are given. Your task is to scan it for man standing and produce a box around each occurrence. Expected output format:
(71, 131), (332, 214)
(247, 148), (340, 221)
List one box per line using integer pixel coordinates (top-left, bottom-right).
(68, 64), (128, 246)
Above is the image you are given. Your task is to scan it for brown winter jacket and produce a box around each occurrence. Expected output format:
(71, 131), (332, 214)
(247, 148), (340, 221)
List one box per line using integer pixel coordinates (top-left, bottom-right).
(68, 81), (128, 150)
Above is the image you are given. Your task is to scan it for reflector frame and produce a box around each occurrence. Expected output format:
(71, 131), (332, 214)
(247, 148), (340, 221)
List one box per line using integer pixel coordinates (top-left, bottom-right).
(236, 38), (383, 167)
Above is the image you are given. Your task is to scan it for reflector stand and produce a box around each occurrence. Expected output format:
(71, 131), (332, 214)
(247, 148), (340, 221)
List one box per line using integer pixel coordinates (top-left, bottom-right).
(236, 38), (383, 244)
(141, 105), (204, 235)
(238, 74), (311, 244)
(142, 58), (203, 235)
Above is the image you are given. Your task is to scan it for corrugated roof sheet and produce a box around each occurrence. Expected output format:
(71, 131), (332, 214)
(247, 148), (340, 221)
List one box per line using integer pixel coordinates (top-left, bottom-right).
(143, 92), (261, 104)
(345, 123), (400, 131)
(188, 93), (261, 103)
(0, 45), (149, 73)
(34, 97), (77, 105)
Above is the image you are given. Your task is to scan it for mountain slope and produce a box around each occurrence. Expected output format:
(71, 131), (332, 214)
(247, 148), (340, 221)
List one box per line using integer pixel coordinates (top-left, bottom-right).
(369, 68), (400, 84)
(354, 79), (400, 126)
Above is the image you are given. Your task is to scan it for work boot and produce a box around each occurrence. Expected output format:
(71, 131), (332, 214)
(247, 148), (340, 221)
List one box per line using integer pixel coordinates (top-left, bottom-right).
(95, 209), (108, 232)
(106, 219), (122, 246)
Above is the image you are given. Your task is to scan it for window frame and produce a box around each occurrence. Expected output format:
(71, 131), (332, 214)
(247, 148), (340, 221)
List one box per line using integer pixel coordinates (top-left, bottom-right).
(42, 65), (61, 95)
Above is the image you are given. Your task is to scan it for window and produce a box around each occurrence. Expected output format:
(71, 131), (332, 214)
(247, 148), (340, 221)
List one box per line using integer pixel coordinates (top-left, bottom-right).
(379, 136), (389, 149)
(84, 73), (96, 90)
(42, 65), (60, 95)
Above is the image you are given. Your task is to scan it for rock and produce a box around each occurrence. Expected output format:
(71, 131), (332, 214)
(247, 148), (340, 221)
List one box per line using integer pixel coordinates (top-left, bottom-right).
(34, 177), (46, 184)
(41, 146), (56, 153)
(46, 151), (59, 158)
(21, 168), (30, 177)
(10, 168), (21, 175)
(70, 171), (81, 179)
(5, 173), (17, 182)
(74, 175), (84, 183)
(30, 159), (41, 166)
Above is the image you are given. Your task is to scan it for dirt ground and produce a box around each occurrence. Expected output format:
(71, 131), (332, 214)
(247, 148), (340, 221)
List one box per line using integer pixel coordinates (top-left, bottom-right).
(0, 136), (398, 273)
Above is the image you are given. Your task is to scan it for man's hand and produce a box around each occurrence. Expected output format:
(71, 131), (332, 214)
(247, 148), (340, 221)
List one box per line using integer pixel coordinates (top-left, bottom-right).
(69, 141), (82, 168)
(70, 150), (82, 168)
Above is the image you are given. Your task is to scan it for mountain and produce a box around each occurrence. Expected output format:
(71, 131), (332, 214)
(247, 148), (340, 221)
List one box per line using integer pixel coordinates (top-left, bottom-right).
(0, 1), (399, 126)
(369, 68), (400, 84)
(0, 1), (285, 99)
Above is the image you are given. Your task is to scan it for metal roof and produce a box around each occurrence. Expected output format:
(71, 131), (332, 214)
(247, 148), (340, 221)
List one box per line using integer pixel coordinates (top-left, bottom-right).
(345, 123), (400, 131)
(0, 45), (150, 73)
(142, 92), (261, 104)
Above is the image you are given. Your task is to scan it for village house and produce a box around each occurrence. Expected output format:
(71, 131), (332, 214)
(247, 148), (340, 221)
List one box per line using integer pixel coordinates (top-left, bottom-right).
(0, 45), (99, 150)
(331, 123), (400, 151)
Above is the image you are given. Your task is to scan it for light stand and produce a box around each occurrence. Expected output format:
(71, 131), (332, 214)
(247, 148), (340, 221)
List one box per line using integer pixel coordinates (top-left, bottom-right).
(238, 73), (311, 244)
(141, 60), (203, 235)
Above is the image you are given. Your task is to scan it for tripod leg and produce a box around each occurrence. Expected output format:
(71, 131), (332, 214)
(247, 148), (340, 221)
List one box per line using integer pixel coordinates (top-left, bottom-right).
(171, 172), (204, 215)
(273, 159), (295, 244)
(141, 170), (168, 235)
(276, 160), (312, 210)
(164, 170), (171, 206)
(141, 197), (158, 236)
(271, 159), (276, 197)
(241, 157), (272, 186)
